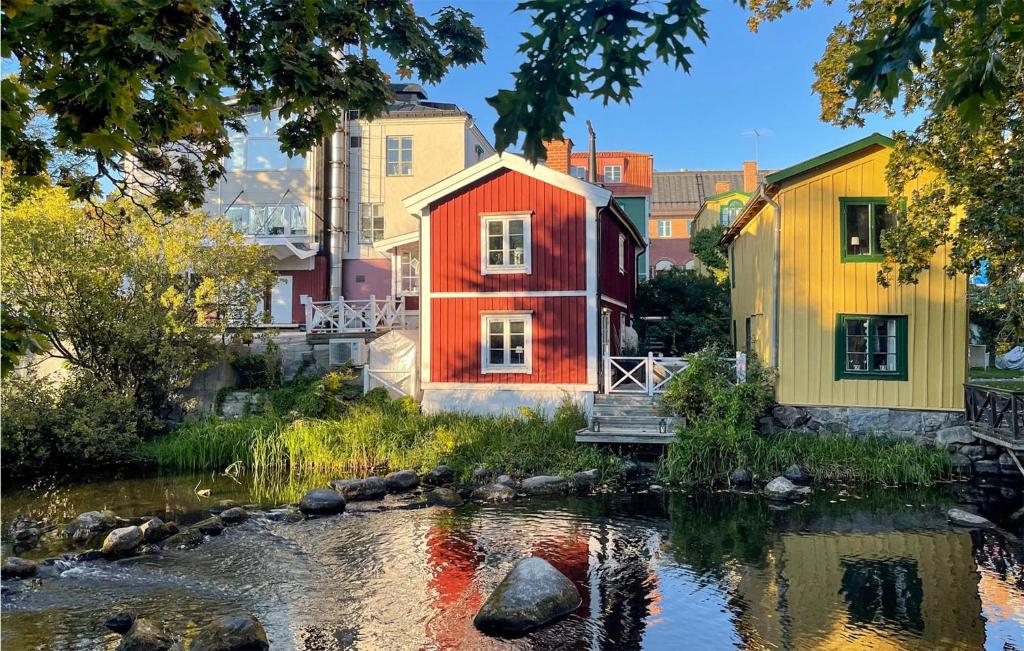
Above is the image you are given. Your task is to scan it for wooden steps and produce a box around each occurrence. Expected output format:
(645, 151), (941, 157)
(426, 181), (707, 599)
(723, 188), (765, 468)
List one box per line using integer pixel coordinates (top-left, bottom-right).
(576, 394), (682, 444)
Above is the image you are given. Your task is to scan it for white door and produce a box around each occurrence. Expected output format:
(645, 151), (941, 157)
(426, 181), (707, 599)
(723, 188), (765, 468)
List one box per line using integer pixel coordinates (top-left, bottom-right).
(270, 276), (293, 324)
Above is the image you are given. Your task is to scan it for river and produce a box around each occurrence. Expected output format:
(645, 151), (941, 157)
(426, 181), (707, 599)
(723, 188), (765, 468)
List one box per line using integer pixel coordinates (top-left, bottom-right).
(2, 472), (1023, 650)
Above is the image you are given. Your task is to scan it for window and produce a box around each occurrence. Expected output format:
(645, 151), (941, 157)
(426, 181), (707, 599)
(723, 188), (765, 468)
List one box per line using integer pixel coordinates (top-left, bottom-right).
(386, 136), (413, 176)
(835, 314), (908, 380)
(350, 136), (361, 148)
(840, 198), (894, 261)
(481, 313), (532, 374)
(224, 204), (308, 236)
(720, 199), (743, 227)
(618, 234), (626, 273)
(481, 213), (531, 274)
(654, 259), (674, 275)
(570, 166), (587, 179)
(399, 252), (419, 294)
(603, 165), (622, 183)
(744, 317), (753, 354)
(347, 109), (360, 121)
(359, 203), (384, 244)
(224, 111), (306, 171)
(657, 220), (672, 238)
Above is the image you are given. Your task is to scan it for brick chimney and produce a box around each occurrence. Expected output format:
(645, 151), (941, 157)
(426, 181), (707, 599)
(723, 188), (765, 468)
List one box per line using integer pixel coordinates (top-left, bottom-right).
(544, 139), (573, 175)
(714, 180), (731, 195)
(743, 161), (758, 192)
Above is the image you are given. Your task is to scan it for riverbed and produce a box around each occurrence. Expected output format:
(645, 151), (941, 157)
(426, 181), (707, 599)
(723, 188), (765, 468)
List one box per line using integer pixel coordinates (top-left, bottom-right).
(2, 472), (1023, 650)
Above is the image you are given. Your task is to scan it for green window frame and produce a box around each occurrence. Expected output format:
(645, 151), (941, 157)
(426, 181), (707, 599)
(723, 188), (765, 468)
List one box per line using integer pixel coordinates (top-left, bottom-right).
(839, 197), (893, 262)
(720, 199), (743, 227)
(834, 314), (908, 381)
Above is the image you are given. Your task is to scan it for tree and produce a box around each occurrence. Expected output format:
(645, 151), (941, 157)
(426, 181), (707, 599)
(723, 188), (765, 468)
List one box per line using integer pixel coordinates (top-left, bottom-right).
(635, 269), (731, 355)
(0, 170), (275, 419)
(689, 224), (728, 279)
(1, 1), (485, 216)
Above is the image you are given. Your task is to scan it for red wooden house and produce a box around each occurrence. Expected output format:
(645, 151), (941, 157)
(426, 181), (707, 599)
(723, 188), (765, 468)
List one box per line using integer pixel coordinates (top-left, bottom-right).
(403, 153), (645, 415)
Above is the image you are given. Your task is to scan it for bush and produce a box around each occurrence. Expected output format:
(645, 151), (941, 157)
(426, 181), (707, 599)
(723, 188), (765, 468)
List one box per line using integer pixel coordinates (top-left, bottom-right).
(1, 374), (145, 482)
(231, 339), (283, 389)
(634, 270), (731, 355)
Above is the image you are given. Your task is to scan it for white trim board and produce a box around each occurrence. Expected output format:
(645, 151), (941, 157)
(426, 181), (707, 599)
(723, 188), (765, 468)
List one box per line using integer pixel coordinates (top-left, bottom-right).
(601, 294), (628, 309)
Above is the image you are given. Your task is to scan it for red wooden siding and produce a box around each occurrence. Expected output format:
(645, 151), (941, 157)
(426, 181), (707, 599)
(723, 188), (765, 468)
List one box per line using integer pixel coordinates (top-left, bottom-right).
(599, 209), (637, 308)
(430, 296), (588, 384)
(430, 169), (586, 293)
(281, 254), (328, 324)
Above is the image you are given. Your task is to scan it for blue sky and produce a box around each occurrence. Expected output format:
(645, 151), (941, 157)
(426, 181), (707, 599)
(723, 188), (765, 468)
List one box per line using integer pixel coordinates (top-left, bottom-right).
(411, 1), (921, 172)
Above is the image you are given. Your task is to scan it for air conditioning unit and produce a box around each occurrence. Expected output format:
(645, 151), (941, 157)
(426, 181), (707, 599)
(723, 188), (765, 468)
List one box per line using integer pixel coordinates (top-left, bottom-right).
(329, 338), (366, 366)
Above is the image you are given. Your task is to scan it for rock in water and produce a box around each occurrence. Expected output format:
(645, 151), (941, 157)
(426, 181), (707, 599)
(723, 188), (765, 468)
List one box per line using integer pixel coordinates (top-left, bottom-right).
(219, 508), (249, 525)
(572, 469), (600, 488)
(763, 476), (799, 501)
(189, 615), (269, 651)
(521, 476), (569, 495)
(426, 487), (464, 507)
(384, 470), (420, 493)
(1, 557), (38, 579)
(298, 489), (346, 516)
(729, 468), (753, 486)
(474, 557), (581, 635)
(102, 526), (144, 557)
(472, 467), (491, 483)
(424, 465), (455, 486)
(105, 611), (135, 635)
(139, 517), (173, 543)
(782, 465), (811, 485)
(65, 510), (117, 543)
(194, 517), (226, 536)
(947, 508), (995, 528)
(115, 618), (176, 651)
(162, 528), (205, 550)
(209, 500), (240, 514)
(495, 475), (515, 488)
(471, 483), (516, 502)
(330, 477), (387, 501)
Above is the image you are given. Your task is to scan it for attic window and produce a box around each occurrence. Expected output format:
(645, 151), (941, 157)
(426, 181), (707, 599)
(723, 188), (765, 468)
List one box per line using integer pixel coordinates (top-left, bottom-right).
(570, 166), (587, 179)
(841, 198), (893, 261)
(603, 165), (622, 183)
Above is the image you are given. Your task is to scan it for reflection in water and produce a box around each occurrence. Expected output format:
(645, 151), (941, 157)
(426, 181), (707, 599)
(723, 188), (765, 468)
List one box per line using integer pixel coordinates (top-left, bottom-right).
(2, 475), (1023, 650)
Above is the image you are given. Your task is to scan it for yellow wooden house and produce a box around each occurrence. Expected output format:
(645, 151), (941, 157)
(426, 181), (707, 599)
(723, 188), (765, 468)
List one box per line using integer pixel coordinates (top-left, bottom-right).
(690, 188), (751, 277)
(721, 134), (968, 433)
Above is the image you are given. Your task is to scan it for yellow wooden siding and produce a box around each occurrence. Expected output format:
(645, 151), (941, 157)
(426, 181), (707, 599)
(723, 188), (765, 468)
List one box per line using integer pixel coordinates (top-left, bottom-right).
(729, 204), (775, 361)
(732, 145), (967, 411)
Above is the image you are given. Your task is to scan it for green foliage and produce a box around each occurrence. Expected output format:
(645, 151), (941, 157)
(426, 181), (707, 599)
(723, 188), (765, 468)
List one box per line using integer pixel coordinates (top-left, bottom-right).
(231, 340), (283, 390)
(635, 270), (730, 355)
(1, 375), (145, 482)
(1, 303), (50, 377)
(1, 2), (486, 214)
(970, 281), (1024, 356)
(143, 396), (621, 482)
(688, 224), (728, 275)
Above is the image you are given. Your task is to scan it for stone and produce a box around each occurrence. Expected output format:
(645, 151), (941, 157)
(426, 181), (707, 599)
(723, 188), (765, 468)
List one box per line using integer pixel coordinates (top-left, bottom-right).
(495, 475), (515, 488)
(265, 508), (304, 523)
(949, 453), (973, 475)
(65, 510), (117, 543)
(947, 508), (996, 528)
(384, 470), (420, 493)
(115, 618), (176, 651)
(999, 453), (1020, 476)
(474, 557), (581, 635)
(219, 508), (249, 525)
(805, 407), (848, 430)
(763, 476), (799, 501)
(934, 426), (975, 448)
(772, 405), (809, 429)
(298, 489), (346, 516)
(330, 477), (387, 501)
(139, 517), (173, 543)
(782, 464), (812, 486)
(471, 483), (516, 502)
(572, 469), (600, 488)
(974, 459), (1000, 476)
(189, 615), (269, 651)
(426, 487), (464, 507)
(985, 445), (999, 457)
(194, 517), (225, 536)
(729, 468), (753, 486)
(847, 408), (889, 433)
(960, 445), (987, 461)
(472, 467), (491, 483)
(424, 465), (455, 486)
(106, 611), (135, 635)
(1, 557), (38, 579)
(209, 500), (240, 514)
(102, 526), (144, 557)
(521, 476), (570, 495)
(888, 409), (924, 433)
(162, 529), (205, 550)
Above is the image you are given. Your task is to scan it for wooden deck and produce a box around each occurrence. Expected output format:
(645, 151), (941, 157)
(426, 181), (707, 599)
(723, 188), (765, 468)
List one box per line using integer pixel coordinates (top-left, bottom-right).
(964, 383), (1024, 451)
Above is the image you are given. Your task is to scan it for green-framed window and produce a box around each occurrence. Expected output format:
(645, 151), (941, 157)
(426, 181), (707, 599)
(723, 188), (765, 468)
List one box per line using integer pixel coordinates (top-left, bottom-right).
(839, 197), (894, 262)
(720, 199), (743, 227)
(834, 314), (908, 381)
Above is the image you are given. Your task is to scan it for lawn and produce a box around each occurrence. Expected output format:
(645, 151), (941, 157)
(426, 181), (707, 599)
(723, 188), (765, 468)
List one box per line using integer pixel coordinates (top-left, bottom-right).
(969, 368), (1024, 391)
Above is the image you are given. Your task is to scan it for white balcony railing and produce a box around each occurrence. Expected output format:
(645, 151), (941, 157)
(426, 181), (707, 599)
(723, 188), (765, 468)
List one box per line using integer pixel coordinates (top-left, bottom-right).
(300, 295), (415, 334)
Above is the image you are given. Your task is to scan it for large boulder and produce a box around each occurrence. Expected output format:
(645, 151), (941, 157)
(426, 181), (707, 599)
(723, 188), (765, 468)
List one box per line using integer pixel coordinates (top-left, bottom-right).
(782, 465), (812, 486)
(384, 470), (420, 493)
(729, 468), (753, 486)
(139, 517), (174, 543)
(424, 465), (455, 486)
(959, 445), (987, 461)
(189, 615), (269, 651)
(102, 526), (144, 558)
(521, 476), (569, 496)
(772, 405), (809, 429)
(948, 508), (995, 528)
(1, 557), (38, 579)
(194, 517), (226, 536)
(10, 515), (42, 550)
(474, 557), (581, 635)
(934, 426), (975, 448)
(298, 489), (346, 516)
(330, 477), (387, 501)
(219, 508), (249, 525)
(763, 476), (800, 501)
(162, 529), (205, 550)
(105, 611), (135, 635)
(495, 475), (515, 488)
(65, 510), (118, 544)
(426, 487), (464, 507)
(471, 483), (516, 502)
(572, 469), (600, 488)
(115, 618), (176, 651)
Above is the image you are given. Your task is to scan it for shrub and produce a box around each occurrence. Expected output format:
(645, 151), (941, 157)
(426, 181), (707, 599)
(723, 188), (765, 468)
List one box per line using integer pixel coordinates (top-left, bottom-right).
(231, 339), (283, 389)
(634, 270), (731, 355)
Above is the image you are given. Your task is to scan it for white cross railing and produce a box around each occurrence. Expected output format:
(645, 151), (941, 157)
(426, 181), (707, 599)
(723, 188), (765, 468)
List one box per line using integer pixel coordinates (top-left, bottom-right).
(604, 352), (746, 395)
(301, 295), (412, 334)
(362, 367), (415, 397)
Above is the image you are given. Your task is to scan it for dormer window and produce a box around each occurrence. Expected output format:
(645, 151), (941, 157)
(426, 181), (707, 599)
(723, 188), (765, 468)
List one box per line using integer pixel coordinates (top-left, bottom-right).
(603, 165), (622, 183)
(570, 166), (587, 179)
(720, 199), (744, 227)
(481, 212), (532, 275)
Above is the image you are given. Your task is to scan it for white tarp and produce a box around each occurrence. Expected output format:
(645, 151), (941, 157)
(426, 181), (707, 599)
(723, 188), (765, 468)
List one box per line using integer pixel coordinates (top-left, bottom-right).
(364, 330), (418, 398)
(995, 346), (1024, 371)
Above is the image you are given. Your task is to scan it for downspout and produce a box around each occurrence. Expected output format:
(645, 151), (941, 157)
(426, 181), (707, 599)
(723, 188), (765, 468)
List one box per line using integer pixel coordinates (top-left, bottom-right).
(759, 183), (782, 369)
(328, 115), (348, 299)
(586, 120), (597, 183)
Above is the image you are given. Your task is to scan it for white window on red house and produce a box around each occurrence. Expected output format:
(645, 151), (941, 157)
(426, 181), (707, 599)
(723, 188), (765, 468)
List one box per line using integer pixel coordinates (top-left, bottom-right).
(399, 252), (419, 295)
(481, 212), (532, 274)
(618, 233), (626, 274)
(603, 165), (622, 183)
(481, 313), (532, 374)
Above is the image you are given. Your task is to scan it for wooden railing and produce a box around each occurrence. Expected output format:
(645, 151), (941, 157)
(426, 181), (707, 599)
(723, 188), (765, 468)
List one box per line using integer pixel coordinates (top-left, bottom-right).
(604, 352), (746, 395)
(300, 295), (413, 334)
(964, 383), (1024, 440)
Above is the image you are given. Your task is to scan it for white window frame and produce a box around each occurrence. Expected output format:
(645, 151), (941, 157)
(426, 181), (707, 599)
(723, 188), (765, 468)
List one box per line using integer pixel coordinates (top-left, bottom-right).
(657, 220), (672, 238)
(618, 233), (626, 274)
(359, 203), (384, 244)
(386, 135), (413, 176)
(225, 111), (306, 172)
(398, 251), (419, 295)
(570, 166), (587, 179)
(480, 312), (533, 374)
(603, 165), (622, 183)
(480, 212), (532, 275)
